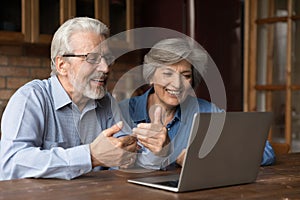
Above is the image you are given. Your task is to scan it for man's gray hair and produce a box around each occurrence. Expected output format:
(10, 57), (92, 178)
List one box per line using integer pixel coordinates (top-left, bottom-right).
(50, 17), (109, 75)
(143, 37), (208, 88)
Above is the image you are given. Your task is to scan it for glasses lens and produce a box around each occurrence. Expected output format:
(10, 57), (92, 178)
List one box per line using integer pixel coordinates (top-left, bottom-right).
(86, 53), (102, 64)
(102, 54), (115, 65)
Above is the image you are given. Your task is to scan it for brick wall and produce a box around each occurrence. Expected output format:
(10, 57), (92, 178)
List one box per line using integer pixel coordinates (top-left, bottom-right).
(0, 43), (51, 137)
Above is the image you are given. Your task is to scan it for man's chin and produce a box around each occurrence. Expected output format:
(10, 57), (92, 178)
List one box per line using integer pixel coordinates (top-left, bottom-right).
(83, 87), (107, 100)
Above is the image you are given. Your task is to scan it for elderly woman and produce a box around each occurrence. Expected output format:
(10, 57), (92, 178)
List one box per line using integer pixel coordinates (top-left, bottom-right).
(119, 38), (275, 169)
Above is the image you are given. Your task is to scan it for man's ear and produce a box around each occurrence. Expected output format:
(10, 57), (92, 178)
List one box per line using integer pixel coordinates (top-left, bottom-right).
(55, 56), (68, 75)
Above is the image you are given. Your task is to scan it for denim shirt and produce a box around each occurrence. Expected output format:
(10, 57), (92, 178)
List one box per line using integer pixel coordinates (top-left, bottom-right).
(119, 88), (275, 169)
(0, 75), (124, 180)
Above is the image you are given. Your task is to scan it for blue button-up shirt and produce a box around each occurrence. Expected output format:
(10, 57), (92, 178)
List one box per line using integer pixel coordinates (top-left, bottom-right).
(0, 75), (124, 180)
(119, 88), (275, 169)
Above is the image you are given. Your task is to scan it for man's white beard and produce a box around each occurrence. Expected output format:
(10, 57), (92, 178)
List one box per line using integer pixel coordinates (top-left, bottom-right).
(69, 73), (107, 100)
(84, 84), (107, 99)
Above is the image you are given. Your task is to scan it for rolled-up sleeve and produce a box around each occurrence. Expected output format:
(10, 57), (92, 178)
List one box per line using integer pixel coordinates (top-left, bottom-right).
(261, 140), (276, 166)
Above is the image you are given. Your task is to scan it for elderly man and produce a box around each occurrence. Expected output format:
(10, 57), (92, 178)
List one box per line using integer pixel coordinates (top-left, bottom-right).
(0, 17), (137, 180)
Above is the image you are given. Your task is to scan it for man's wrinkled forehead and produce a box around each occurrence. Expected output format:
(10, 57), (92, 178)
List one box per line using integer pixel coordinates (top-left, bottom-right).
(94, 37), (111, 54)
(69, 32), (108, 52)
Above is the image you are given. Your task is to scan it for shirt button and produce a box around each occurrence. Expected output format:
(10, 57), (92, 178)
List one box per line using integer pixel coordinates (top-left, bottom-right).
(79, 169), (85, 174)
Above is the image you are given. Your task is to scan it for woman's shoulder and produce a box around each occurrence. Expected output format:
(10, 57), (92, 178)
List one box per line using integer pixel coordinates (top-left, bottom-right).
(196, 97), (224, 112)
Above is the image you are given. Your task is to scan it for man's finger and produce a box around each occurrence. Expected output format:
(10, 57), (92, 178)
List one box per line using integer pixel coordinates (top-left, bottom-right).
(118, 135), (137, 147)
(102, 121), (123, 137)
(123, 141), (139, 152)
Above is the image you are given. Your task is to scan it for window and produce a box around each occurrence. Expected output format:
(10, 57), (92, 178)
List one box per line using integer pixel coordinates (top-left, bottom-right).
(0, 0), (134, 45)
(0, 1), (21, 32)
(244, 0), (300, 152)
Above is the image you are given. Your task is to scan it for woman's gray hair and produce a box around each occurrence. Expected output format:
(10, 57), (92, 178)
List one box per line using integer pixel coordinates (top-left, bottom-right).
(143, 37), (208, 88)
(50, 17), (109, 75)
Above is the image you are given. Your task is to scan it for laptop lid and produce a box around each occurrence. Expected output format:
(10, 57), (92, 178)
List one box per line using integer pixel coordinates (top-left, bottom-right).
(128, 112), (273, 192)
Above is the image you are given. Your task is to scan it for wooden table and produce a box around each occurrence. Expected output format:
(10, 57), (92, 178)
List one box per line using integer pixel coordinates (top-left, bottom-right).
(0, 153), (300, 200)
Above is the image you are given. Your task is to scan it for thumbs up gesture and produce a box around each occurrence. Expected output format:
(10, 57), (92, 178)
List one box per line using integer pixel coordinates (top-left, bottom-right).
(132, 105), (170, 156)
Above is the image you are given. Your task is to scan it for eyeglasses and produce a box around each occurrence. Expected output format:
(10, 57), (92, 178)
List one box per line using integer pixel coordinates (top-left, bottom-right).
(62, 53), (115, 65)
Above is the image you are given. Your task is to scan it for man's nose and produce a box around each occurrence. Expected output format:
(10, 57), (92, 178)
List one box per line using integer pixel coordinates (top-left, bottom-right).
(95, 58), (109, 73)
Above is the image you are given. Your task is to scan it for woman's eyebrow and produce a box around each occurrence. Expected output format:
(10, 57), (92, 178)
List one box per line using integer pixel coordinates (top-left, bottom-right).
(163, 68), (192, 74)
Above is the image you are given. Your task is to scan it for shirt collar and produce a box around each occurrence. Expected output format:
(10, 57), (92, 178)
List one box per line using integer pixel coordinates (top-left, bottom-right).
(130, 88), (151, 123)
(51, 75), (72, 110)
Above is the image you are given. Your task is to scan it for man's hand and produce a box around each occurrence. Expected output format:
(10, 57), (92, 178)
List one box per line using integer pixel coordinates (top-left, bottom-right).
(90, 121), (137, 168)
(132, 106), (170, 156)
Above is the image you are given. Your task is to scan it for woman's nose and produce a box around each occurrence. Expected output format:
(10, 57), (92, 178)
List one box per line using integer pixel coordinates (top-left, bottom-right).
(172, 73), (182, 88)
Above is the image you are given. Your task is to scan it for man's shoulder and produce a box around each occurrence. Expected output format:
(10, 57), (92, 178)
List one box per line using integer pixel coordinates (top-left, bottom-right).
(23, 78), (49, 89)
(15, 78), (50, 96)
(5, 78), (52, 114)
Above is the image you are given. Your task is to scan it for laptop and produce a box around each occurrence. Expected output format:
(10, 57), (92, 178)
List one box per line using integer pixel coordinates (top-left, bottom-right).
(127, 112), (273, 192)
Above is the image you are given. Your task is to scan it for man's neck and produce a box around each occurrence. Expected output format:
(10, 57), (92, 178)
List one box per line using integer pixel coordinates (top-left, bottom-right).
(57, 75), (89, 112)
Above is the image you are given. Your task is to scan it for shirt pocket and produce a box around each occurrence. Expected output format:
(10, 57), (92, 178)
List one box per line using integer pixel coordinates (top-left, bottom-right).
(43, 140), (67, 149)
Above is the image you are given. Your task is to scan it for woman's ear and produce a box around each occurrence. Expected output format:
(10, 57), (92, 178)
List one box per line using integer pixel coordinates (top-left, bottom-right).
(149, 77), (154, 85)
(55, 56), (68, 76)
